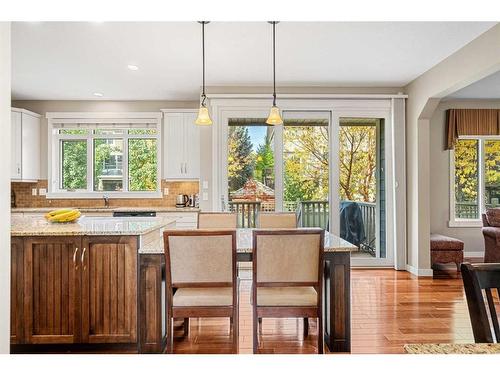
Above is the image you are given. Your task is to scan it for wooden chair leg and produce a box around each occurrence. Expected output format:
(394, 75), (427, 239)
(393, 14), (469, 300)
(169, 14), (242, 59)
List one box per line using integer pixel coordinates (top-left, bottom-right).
(166, 316), (173, 354)
(303, 317), (309, 338)
(317, 316), (323, 354)
(183, 318), (189, 337)
(253, 313), (259, 354)
(233, 310), (239, 354)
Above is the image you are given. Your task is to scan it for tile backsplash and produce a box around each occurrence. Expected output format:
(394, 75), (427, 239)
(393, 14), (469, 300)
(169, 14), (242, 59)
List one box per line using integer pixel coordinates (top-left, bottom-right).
(11, 180), (199, 208)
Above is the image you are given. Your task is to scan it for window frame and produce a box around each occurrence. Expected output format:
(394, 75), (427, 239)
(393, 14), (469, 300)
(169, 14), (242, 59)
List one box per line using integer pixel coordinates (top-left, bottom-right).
(47, 112), (162, 199)
(449, 135), (500, 227)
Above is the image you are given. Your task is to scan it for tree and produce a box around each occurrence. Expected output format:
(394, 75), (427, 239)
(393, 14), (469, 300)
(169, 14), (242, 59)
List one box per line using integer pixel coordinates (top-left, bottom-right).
(227, 126), (254, 192)
(254, 133), (274, 188)
(339, 126), (377, 202)
(62, 140), (87, 189)
(61, 129), (158, 192)
(454, 139), (478, 203)
(283, 125), (329, 202)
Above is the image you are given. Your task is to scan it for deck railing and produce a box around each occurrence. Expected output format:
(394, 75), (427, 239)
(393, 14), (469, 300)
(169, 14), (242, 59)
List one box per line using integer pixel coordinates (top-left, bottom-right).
(229, 199), (377, 255)
(356, 201), (376, 254)
(228, 201), (261, 228)
(296, 201), (329, 230)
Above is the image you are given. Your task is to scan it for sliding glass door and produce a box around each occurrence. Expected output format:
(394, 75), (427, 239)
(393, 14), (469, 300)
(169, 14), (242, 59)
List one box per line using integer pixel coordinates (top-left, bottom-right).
(334, 115), (393, 267)
(224, 111), (330, 228)
(282, 112), (330, 229)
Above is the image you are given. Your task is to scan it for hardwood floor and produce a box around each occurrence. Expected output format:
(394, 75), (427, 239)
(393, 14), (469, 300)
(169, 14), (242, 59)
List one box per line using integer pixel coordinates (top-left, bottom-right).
(171, 268), (474, 354)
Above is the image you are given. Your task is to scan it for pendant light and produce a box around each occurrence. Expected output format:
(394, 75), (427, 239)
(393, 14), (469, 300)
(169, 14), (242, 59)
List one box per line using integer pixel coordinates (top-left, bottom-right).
(266, 21), (283, 125)
(195, 21), (213, 126)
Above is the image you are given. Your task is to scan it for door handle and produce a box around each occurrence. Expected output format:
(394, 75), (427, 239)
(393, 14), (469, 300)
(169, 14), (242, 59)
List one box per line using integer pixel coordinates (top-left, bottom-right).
(73, 247), (79, 269)
(81, 247), (87, 270)
(184, 162), (187, 174)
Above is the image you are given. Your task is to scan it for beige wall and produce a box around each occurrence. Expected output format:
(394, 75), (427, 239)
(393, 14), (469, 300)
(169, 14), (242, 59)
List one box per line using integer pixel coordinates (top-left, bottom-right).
(0, 22), (11, 354)
(404, 23), (500, 274)
(11, 100), (198, 179)
(430, 100), (500, 256)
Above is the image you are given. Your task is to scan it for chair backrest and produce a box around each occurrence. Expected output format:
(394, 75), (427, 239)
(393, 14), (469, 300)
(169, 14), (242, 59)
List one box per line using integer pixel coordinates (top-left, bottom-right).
(461, 262), (500, 343)
(258, 212), (297, 228)
(253, 229), (324, 285)
(164, 230), (236, 287)
(198, 212), (237, 229)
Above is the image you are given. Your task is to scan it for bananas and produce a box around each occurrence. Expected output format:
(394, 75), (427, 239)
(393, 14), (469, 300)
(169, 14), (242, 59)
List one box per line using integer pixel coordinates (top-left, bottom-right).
(45, 208), (81, 223)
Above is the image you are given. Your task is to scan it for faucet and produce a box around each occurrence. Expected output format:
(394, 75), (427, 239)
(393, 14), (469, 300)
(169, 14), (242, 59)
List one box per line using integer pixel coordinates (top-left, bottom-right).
(103, 195), (110, 208)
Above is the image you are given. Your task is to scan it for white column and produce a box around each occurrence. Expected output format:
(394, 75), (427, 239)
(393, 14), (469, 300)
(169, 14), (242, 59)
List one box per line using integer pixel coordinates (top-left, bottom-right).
(0, 22), (11, 354)
(392, 98), (407, 270)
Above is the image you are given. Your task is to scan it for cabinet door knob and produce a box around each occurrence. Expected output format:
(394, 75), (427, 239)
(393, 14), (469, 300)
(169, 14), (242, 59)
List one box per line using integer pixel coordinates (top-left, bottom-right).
(73, 247), (79, 269)
(81, 247), (87, 270)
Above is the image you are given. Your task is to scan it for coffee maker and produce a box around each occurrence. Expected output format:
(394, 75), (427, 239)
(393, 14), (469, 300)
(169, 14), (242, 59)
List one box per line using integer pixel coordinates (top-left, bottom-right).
(175, 194), (189, 208)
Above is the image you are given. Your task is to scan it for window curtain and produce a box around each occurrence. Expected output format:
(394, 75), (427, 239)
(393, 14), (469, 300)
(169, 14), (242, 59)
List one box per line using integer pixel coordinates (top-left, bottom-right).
(446, 109), (500, 149)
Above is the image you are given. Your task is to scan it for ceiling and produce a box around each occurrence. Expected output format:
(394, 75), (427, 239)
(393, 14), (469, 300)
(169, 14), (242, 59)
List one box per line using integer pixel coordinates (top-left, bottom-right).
(446, 70), (500, 99)
(11, 22), (496, 101)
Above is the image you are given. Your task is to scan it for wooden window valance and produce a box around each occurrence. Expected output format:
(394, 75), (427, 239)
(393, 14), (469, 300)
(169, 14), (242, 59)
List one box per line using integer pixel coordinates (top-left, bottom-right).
(446, 109), (500, 149)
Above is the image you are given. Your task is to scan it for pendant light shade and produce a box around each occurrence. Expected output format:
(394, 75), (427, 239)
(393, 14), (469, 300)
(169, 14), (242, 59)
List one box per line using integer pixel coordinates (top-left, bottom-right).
(266, 21), (283, 126)
(195, 106), (212, 126)
(195, 21), (213, 126)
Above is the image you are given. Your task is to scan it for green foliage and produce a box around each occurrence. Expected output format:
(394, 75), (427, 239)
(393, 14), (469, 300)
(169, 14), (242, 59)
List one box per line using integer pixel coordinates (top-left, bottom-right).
(254, 133), (275, 188)
(283, 125), (329, 202)
(227, 126), (255, 192)
(62, 140), (87, 189)
(339, 126), (377, 202)
(128, 139), (157, 191)
(454, 139), (478, 203)
(61, 130), (158, 192)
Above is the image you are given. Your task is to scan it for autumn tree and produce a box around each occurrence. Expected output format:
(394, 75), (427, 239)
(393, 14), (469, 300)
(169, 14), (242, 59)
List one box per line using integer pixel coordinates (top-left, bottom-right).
(227, 126), (254, 192)
(454, 139), (478, 204)
(254, 132), (275, 188)
(283, 125), (329, 202)
(339, 125), (377, 203)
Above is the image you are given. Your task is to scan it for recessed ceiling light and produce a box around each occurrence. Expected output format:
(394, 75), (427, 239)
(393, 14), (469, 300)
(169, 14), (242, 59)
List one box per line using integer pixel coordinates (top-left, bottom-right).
(93, 92), (103, 97)
(127, 65), (139, 71)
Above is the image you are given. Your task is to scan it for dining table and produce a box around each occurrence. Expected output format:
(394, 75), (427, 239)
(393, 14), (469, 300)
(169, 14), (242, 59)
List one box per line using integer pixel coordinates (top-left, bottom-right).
(137, 226), (358, 353)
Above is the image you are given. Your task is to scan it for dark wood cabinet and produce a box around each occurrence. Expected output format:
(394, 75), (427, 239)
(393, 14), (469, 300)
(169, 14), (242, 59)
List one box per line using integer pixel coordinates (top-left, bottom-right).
(11, 237), (24, 344)
(81, 236), (138, 343)
(11, 235), (138, 348)
(23, 236), (81, 344)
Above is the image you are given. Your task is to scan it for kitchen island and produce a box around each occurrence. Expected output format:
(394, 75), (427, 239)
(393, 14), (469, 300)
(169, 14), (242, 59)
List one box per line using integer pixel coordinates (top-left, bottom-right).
(10, 215), (175, 353)
(140, 228), (357, 353)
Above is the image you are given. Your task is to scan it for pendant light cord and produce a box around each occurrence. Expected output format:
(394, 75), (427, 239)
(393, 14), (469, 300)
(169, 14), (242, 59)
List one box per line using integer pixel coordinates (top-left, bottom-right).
(201, 21), (207, 107)
(272, 21), (277, 107)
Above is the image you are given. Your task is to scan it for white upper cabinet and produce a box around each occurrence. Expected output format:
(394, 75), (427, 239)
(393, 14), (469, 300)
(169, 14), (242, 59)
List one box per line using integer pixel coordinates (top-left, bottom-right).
(11, 108), (41, 181)
(162, 110), (200, 180)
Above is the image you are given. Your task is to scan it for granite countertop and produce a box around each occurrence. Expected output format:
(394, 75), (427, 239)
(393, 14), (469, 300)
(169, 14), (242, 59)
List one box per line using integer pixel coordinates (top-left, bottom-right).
(11, 206), (200, 213)
(404, 343), (500, 354)
(139, 228), (358, 254)
(11, 215), (177, 236)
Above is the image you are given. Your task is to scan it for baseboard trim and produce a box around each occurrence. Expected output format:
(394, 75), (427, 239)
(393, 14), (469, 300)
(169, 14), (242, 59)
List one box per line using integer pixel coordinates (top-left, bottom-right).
(464, 251), (484, 259)
(406, 264), (433, 277)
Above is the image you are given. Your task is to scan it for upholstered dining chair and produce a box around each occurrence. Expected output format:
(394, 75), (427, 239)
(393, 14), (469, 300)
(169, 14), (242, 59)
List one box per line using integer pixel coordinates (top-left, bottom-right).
(251, 229), (324, 353)
(163, 230), (239, 353)
(258, 212), (297, 228)
(461, 262), (500, 343)
(198, 212), (237, 229)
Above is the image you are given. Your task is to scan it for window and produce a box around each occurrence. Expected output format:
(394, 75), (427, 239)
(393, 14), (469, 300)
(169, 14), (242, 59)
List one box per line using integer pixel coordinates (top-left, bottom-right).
(451, 137), (500, 225)
(49, 114), (161, 198)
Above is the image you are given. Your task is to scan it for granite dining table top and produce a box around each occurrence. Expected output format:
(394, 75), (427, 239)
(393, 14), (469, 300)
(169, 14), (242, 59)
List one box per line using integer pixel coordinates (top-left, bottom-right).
(404, 343), (500, 354)
(139, 228), (358, 254)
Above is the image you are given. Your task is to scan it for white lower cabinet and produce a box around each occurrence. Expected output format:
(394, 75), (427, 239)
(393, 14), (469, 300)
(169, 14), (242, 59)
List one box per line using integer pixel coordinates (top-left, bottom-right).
(157, 212), (198, 229)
